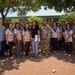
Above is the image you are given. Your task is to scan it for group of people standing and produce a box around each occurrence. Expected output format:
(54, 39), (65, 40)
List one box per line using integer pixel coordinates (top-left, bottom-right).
(0, 19), (75, 58)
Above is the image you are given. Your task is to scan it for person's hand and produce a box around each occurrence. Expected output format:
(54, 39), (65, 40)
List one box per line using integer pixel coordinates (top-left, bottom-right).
(6, 41), (8, 45)
(23, 42), (25, 44)
(0, 40), (1, 44)
(31, 38), (33, 41)
(47, 37), (49, 40)
(58, 38), (59, 41)
(18, 40), (20, 43)
(65, 38), (68, 42)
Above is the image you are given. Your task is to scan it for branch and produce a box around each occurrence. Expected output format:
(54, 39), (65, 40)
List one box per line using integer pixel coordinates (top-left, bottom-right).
(4, 7), (10, 17)
(0, 8), (4, 17)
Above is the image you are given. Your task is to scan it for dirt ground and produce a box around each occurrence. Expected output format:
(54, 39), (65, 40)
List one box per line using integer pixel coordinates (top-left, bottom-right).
(0, 51), (75, 75)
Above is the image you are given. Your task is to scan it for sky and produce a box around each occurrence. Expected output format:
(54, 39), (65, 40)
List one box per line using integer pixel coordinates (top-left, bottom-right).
(1, 7), (65, 17)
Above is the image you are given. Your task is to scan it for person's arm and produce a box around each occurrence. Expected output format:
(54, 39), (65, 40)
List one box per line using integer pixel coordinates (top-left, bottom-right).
(62, 32), (66, 41)
(14, 29), (20, 43)
(14, 29), (17, 39)
(65, 30), (73, 41)
(22, 30), (25, 44)
(38, 30), (40, 38)
(67, 30), (73, 40)
(57, 31), (60, 41)
(47, 25), (51, 40)
(5, 30), (8, 45)
(30, 28), (32, 40)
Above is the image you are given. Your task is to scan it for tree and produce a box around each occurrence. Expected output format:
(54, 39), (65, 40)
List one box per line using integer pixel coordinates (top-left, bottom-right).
(0, 0), (42, 24)
(58, 11), (75, 23)
(1, 0), (75, 24)
(42, 0), (75, 12)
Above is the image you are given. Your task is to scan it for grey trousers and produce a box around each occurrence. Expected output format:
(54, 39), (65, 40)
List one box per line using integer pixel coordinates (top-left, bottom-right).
(16, 40), (22, 56)
(32, 38), (38, 55)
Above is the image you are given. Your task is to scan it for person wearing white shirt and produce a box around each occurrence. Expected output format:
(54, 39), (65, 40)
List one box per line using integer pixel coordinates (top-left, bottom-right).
(5, 23), (14, 57)
(51, 22), (59, 53)
(57, 23), (62, 50)
(62, 25), (66, 52)
(14, 22), (22, 57)
(64, 23), (73, 56)
(22, 23), (31, 57)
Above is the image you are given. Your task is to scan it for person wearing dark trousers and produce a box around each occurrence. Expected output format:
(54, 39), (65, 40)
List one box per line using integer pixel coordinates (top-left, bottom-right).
(57, 23), (62, 50)
(62, 25), (66, 52)
(5, 23), (14, 57)
(0, 20), (5, 57)
(14, 22), (22, 58)
(51, 38), (58, 52)
(0, 41), (5, 57)
(65, 42), (73, 55)
(25, 42), (30, 56)
(64, 23), (73, 56)
(8, 42), (14, 57)
(22, 23), (30, 57)
(51, 22), (59, 53)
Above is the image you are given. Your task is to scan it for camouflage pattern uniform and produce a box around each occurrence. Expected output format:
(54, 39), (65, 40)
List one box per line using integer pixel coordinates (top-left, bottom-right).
(40, 24), (51, 54)
(72, 24), (75, 52)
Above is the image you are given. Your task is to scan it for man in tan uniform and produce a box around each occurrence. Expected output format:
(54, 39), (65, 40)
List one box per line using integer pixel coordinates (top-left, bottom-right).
(40, 19), (51, 55)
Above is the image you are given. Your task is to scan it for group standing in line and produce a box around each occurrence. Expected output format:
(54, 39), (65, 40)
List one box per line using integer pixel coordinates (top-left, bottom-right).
(0, 19), (74, 58)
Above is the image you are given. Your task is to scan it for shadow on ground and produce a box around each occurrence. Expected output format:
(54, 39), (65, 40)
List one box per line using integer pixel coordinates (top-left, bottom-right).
(0, 50), (75, 75)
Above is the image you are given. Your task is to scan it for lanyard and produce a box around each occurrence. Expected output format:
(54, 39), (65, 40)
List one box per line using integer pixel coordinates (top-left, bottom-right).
(9, 28), (14, 34)
(67, 28), (72, 35)
(17, 28), (21, 33)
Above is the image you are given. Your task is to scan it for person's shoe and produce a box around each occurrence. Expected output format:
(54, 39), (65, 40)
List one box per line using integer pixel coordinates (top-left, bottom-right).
(10, 56), (14, 59)
(64, 51), (66, 53)
(26, 55), (29, 58)
(17, 56), (21, 58)
(68, 54), (71, 56)
(53, 51), (56, 53)
(64, 53), (67, 56)
(34, 54), (38, 58)
(32, 54), (35, 57)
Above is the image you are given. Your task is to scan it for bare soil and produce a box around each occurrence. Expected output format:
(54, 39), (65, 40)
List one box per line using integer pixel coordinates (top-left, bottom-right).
(0, 51), (75, 75)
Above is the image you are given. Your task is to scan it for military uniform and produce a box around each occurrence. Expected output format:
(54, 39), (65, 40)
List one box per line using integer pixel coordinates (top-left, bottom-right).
(40, 24), (51, 54)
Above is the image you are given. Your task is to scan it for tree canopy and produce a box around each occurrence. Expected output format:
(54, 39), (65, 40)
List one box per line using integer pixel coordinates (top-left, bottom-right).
(0, 0), (75, 24)
(58, 11), (75, 23)
(42, 0), (75, 12)
(0, 0), (42, 23)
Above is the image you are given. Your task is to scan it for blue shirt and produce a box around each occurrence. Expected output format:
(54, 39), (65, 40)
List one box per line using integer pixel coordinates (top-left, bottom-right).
(0, 25), (5, 41)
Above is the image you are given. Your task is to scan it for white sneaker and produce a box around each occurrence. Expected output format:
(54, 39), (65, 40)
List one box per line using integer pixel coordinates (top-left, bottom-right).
(68, 54), (71, 56)
(64, 53), (67, 56)
(64, 51), (66, 53)
(10, 56), (14, 59)
(53, 51), (56, 53)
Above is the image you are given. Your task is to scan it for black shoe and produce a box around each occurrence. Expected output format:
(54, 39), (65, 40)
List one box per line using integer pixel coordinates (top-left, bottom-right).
(17, 55), (21, 58)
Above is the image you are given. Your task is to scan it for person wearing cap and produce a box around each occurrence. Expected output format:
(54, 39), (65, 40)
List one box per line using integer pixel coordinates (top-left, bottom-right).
(0, 20), (5, 57)
(40, 18), (51, 55)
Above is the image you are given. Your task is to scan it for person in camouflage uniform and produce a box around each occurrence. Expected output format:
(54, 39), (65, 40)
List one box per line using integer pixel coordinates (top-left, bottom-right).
(72, 20), (75, 52)
(40, 19), (51, 55)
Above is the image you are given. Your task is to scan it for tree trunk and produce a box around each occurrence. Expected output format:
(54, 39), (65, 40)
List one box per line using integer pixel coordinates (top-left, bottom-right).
(1, 7), (10, 25)
(2, 15), (5, 25)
